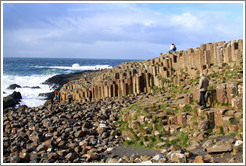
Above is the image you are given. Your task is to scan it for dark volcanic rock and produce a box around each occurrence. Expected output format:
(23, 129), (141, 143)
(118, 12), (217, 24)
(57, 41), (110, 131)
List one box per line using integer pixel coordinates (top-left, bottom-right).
(9, 91), (22, 101)
(3, 96), (18, 109)
(42, 71), (92, 89)
(7, 84), (21, 90)
(23, 86), (41, 89)
(3, 91), (22, 109)
(38, 92), (54, 100)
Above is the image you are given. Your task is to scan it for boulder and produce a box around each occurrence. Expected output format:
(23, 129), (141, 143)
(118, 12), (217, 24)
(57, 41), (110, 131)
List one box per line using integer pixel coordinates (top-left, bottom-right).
(194, 155), (204, 163)
(9, 91), (22, 101)
(168, 152), (187, 163)
(151, 153), (167, 162)
(7, 84), (21, 90)
(3, 96), (19, 109)
(207, 141), (232, 154)
(31, 86), (41, 89)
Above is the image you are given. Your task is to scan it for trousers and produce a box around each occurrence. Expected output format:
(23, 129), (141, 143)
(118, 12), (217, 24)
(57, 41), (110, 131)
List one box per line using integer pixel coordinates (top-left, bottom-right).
(198, 91), (207, 107)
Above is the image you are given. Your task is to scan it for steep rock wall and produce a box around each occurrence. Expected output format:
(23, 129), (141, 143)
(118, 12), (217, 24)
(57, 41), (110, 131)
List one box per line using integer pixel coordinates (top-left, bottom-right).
(59, 39), (243, 104)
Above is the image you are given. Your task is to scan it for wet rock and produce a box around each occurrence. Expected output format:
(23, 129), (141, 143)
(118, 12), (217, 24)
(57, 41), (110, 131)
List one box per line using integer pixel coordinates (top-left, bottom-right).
(7, 84), (21, 90)
(31, 86), (41, 89)
(9, 91), (22, 100)
(3, 96), (19, 109)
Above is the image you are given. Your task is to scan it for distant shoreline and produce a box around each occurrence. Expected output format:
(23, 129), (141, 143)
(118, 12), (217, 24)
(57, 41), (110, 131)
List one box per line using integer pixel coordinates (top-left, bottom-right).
(3, 56), (144, 61)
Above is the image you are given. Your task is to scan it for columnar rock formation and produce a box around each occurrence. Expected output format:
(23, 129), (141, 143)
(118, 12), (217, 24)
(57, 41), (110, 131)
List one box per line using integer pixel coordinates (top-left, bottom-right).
(59, 40), (243, 106)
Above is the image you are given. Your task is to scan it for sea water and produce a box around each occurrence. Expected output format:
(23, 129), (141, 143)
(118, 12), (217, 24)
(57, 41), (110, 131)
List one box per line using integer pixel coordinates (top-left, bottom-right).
(3, 57), (135, 107)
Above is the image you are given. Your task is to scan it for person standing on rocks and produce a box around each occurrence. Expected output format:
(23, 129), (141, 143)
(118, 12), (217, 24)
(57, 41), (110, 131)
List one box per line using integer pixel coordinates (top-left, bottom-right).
(68, 92), (72, 104)
(50, 95), (54, 105)
(198, 73), (209, 109)
(58, 91), (61, 103)
(54, 90), (58, 101)
(88, 89), (92, 102)
(169, 43), (177, 54)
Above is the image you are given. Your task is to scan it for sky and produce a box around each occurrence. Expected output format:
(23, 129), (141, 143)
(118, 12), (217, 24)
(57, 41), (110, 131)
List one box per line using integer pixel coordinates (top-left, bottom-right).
(2, 2), (244, 60)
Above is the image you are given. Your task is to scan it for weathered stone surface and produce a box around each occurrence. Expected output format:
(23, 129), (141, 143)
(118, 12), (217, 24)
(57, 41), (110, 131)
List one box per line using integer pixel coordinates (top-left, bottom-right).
(216, 84), (227, 103)
(168, 152), (187, 163)
(194, 156), (204, 163)
(214, 108), (227, 127)
(231, 96), (243, 109)
(177, 112), (187, 125)
(207, 141), (233, 154)
(198, 119), (209, 131)
(226, 83), (238, 104)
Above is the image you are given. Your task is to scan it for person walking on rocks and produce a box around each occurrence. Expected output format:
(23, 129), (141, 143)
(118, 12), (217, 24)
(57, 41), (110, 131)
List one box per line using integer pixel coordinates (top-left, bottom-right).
(68, 92), (72, 104)
(198, 73), (209, 109)
(169, 43), (177, 54)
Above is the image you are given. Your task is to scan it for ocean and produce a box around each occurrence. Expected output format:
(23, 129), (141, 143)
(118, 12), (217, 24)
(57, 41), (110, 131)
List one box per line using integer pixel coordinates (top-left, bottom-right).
(3, 57), (136, 107)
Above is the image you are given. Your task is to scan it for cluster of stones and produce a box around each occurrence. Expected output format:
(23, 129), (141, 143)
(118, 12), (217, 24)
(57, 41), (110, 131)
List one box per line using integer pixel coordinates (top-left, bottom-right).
(192, 65), (243, 110)
(58, 40), (243, 104)
(121, 94), (243, 143)
(3, 96), (138, 163)
(118, 93), (243, 163)
(104, 138), (243, 163)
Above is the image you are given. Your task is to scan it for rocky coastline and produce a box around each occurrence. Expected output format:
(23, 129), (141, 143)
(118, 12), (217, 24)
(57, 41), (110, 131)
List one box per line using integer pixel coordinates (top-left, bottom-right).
(3, 39), (244, 163)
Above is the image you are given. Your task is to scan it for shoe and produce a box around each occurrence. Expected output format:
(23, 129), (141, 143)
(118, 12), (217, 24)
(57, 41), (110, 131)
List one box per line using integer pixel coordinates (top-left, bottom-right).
(197, 103), (201, 106)
(201, 107), (206, 110)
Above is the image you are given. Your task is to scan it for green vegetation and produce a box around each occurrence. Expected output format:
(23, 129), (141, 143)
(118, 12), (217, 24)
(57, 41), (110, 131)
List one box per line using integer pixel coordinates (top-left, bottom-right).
(116, 59), (243, 151)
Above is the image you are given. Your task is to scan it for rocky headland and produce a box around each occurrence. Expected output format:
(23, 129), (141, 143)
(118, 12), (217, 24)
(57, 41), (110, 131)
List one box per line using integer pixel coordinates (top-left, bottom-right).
(3, 39), (244, 163)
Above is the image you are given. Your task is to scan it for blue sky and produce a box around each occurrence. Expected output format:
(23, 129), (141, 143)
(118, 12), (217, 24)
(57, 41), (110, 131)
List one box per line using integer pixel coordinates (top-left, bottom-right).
(3, 2), (244, 60)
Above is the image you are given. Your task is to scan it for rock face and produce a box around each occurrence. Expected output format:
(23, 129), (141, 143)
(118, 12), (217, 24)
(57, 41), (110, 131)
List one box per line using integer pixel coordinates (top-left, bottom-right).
(43, 71), (98, 89)
(56, 40), (243, 108)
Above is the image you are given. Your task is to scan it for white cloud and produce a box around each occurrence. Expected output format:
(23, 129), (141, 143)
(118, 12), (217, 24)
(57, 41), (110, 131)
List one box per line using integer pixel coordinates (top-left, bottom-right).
(3, 3), (243, 59)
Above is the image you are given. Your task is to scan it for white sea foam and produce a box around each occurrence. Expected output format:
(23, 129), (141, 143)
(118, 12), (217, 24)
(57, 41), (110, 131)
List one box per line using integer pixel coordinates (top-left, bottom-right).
(3, 74), (55, 107)
(34, 63), (112, 71)
(3, 63), (112, 107)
